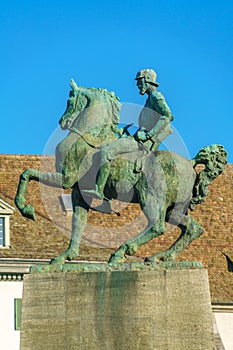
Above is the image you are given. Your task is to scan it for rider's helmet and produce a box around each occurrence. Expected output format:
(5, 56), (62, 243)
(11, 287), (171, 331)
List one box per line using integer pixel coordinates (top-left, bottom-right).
(135, 68), (159, 86)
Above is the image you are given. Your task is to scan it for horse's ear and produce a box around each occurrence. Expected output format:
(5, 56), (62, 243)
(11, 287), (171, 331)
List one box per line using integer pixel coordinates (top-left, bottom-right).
(70, 78), (79, 91)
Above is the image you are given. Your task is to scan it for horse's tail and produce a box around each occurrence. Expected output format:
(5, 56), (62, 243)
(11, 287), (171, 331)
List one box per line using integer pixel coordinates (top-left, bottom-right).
(189, 144), (228, 211)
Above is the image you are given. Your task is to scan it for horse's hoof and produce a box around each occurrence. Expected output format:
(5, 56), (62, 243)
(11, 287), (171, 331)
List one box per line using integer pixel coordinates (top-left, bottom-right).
(50, 259), (64, 265)
(50, 256), (65, 265)
(50, 248), (78, 265)
(145, 254), (175, 263)
(21, 204), (35, 220)
(144, 256), (154, 263)
(108, 253), (126, 264)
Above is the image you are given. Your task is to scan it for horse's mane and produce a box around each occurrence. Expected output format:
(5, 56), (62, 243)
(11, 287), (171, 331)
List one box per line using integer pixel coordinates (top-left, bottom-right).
(81, 86), (122, 124)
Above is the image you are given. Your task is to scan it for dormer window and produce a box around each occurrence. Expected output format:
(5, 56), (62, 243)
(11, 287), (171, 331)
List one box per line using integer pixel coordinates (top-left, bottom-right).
(0, 199), (15, 248)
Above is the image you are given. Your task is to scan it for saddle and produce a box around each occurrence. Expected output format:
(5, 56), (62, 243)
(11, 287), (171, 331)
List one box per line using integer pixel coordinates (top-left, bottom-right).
(134, 141), (159, 173)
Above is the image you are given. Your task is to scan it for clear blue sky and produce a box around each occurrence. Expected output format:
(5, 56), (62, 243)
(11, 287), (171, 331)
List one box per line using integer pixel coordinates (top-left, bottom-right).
(1, 0), (233, 162)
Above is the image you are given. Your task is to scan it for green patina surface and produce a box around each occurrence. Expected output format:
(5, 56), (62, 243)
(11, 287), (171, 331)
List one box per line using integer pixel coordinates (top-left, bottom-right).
(14, 70), (228, 267)
(30, 261), (203, 274)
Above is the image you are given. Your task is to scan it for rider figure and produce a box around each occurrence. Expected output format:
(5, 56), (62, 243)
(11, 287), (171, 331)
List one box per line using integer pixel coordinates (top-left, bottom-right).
(83, 68), (174, 200)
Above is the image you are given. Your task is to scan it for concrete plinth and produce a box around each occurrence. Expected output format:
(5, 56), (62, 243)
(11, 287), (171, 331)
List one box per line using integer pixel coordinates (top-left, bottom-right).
(20, 266), (214, 349)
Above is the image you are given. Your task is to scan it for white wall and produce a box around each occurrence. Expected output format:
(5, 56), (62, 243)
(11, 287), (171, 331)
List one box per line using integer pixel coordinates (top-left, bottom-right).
(1, 280), (233, 350)
(214, 312), (233, 350)
(0, 281), (23, 350)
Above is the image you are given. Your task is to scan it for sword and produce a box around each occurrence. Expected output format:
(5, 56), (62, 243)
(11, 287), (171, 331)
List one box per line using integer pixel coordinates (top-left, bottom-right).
(121, 123), (134, 136)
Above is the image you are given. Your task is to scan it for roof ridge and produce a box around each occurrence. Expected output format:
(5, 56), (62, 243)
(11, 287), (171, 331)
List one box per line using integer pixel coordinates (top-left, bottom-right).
(0, 154), (42, 158)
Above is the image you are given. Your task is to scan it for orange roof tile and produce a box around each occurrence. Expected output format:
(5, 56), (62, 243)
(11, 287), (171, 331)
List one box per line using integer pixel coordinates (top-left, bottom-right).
(0, 154), (233, 302)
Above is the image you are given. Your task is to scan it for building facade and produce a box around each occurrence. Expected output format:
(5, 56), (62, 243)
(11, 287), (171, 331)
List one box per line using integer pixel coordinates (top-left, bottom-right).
(0, 154), (233, 349)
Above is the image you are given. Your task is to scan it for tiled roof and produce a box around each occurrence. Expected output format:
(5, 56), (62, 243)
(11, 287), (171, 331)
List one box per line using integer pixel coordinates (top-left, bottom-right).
(0, 154), (233, 302)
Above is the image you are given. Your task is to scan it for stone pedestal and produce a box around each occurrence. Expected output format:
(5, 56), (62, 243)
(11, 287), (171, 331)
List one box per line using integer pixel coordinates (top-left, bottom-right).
(20, 266), (214, 349)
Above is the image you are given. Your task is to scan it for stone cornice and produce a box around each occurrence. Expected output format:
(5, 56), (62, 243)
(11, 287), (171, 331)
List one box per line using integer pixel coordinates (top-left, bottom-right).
(212, 303), (233, 313)
(0, 258), (50, 280)
(0, 258), (233, 313)
(0, 258), (100, 281)
(0, 273), (24, 281)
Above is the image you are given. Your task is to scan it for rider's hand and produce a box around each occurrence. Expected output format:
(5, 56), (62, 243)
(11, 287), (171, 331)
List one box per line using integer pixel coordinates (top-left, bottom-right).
(134, 129), (152, 142)
(116, 128), (124, 136)
(112, 125), (124, 136)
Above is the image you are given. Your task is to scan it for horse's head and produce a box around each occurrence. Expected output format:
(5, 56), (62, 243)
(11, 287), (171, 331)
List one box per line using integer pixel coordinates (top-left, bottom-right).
(59, 79), (88, 130)
(59, 79), (122, 141)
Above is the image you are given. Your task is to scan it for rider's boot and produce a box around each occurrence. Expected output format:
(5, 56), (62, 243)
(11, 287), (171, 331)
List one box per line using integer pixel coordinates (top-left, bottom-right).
(83, 162), (110, 200)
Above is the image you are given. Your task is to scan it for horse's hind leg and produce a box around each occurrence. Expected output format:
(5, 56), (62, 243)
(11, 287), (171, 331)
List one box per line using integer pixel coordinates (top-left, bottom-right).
(50, 187), (90, 264)
(109, 194), (166, 263)
(146, 213), (204, 263)
(109, 223), (166, 264)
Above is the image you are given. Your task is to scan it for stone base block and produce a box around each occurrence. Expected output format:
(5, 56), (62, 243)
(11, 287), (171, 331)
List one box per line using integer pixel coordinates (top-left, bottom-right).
(20, 268), (214, 350)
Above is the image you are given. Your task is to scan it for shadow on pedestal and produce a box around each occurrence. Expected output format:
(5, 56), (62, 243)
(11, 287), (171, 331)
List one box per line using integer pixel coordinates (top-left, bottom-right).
(20, 263), (214, 350)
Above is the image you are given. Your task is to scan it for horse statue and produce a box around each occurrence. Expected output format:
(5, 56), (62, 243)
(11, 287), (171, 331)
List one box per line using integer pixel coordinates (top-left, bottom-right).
(15, 79), (227, 264)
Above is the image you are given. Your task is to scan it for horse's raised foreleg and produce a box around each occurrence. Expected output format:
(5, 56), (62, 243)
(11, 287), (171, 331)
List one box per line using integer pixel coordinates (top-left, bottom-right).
(15, 169), (63, 220)
(50, 187), (90, 264)
(109, 194), (166, 263)
(146, 214), (203, 262)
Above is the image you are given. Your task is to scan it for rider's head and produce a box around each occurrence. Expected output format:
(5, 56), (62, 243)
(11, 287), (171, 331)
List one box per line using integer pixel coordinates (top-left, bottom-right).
(135, 69), (159, 95)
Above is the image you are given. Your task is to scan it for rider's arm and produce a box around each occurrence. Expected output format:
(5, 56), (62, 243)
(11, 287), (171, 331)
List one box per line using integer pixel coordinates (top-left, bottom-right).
(147, 98), (174, 138)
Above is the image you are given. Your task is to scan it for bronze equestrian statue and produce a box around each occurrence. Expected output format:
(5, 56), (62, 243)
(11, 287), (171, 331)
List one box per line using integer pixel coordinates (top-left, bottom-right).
(15, 70), (227, 264)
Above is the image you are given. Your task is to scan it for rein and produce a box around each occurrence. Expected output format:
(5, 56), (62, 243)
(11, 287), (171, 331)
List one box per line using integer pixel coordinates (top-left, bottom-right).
(68, 126), (100, 149)
(68, 126), (121, 215)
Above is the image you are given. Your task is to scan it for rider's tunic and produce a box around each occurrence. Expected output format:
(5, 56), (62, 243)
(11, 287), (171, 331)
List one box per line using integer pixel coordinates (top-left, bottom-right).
(139, 90), (173, 149)
(101, 89), (174, 163)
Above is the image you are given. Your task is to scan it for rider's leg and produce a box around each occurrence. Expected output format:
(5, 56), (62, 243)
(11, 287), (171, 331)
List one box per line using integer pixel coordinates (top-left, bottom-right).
(83, 143), (113, 199)
(83, 137), (141, 199)
(150, 124), (172, 151)
(95, 158), (110, 198)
